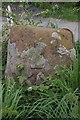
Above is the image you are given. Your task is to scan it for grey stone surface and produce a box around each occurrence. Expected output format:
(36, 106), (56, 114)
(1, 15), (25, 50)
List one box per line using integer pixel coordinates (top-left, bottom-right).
(5, 25), (74, 85)
(5, 42), (21, 76)
(36, 72), (45, 85)
(21, 42), (47, 69)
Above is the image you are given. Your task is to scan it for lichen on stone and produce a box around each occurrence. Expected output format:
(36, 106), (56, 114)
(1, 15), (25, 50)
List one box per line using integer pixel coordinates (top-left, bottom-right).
(52, 32), (61, 40)
(21, 47), (35, 58)
(5, 42), (20, 75)
(70, 48), (76, 60)
(57, 44), (70, 56)
(21, 42), (47, 58)
(21, 42), (47, 68)
(36, 72), (45, 80)
(29, 54), (46, 68)
(43, 61), (51, 70)
(35, 42), (47, 54)
(36, 72), (45, 85)
(50, 31), (61, 44)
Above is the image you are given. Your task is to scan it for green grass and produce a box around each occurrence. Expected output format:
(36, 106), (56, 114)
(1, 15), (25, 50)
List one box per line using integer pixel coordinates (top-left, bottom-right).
(0, 80), (2, 120)
(32, 2), (80, 21)
(2, 78), (24, 119)
(2, 74), (79, 119)
(1, 41), (80, 119)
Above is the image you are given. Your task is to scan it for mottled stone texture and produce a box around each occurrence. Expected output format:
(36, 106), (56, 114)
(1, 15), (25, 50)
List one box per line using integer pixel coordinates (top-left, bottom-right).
(5, 25), (74, 85)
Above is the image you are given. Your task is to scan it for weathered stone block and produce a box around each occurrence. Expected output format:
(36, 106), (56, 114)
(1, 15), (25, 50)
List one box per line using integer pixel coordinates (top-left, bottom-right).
(5, 25), (74, 85)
